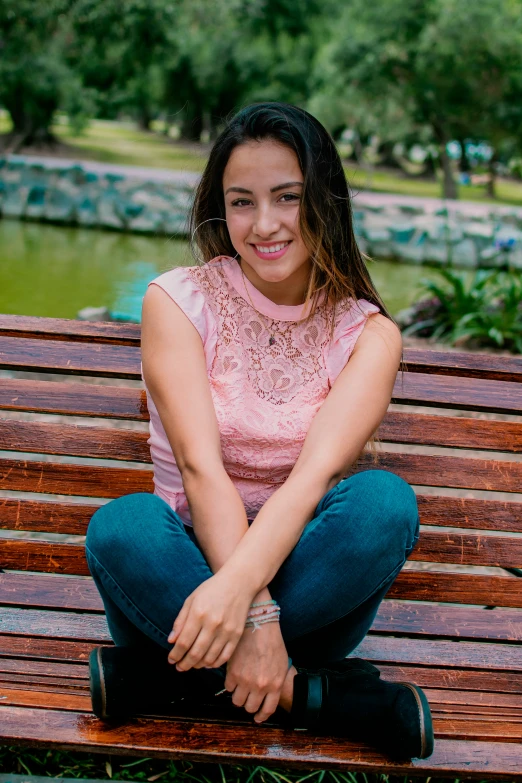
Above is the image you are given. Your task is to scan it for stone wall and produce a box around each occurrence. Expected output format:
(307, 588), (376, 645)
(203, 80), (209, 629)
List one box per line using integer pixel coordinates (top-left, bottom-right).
(2, 155), (522, 269)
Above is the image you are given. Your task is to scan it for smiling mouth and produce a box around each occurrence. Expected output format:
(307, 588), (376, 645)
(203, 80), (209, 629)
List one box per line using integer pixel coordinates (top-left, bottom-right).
(252, 241), (291, 255)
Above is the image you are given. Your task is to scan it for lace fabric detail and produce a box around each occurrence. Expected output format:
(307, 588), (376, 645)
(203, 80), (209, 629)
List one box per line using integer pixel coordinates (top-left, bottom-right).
(146, 258), (378, 523)
(183, 262), (367, 515)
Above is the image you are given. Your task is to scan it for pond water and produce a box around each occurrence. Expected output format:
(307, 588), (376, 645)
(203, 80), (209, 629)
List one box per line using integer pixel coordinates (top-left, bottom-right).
(0, 219), (432, 321)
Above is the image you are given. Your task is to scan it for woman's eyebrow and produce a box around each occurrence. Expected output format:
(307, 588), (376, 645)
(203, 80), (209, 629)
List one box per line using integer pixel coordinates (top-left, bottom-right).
(224, 182), (303, 195)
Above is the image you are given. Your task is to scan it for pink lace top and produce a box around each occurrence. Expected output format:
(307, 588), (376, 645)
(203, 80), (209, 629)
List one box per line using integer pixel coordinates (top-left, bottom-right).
(144, 256), (379, 525)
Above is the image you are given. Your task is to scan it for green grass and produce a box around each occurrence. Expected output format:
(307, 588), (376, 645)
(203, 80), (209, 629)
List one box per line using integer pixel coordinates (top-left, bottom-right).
(54, 120), (207, 173)
(0, 746), (486, 783)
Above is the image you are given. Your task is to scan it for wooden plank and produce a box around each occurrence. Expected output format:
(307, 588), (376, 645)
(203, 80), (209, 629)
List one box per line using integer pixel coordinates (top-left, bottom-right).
(379, 665), (522, 694)
(352, 636), (522, 670)
(0, 540), (90, 575)
(0, 336), (141, 378)
(0, 658), (87, 679)
(392, 372), (522, 414)
(0, 573), (103, 611)
(414, 529), (522, 568)
(379, 411), (522, 452)
(356, 451), (522, 493)
(417, 494), (522, 533)
(403, 347), (522, 383)
(432, 716), (522, 742)
(424, 689), (522, 710)
(388, 569), (522, 607)
(0, 458), (153, 498)
(0, 607), (110, 641)
(0, 635), (96, 662)
(2, 706), (522, 777)
(0, 378), (148, 420)
(0, 687), (89, 712)
(0, 499), (98, 535)
(0, 672), (88, 690)
(0, 315), (140, 345)
(373, 601), (522, 642)
(0, 419), (151, 462)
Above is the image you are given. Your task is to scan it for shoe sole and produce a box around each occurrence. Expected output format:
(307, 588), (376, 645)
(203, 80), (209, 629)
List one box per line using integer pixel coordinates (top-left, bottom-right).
(397, 681), (434, 759)
(89, 647), (108, 719)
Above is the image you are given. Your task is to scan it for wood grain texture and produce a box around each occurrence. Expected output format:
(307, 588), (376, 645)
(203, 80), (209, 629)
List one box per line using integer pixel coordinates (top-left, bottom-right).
(0, 635), (97, 662)
(0, 540), (90, 575)
(0, 315), (140, 345)
(389, 569), (522, 607)
(2, 706), (522, 777)
(1, 573), (521, 642)
(0, 336), (141, 378)
(357, 451), (522, 493)
(0, 498), (99, 535)
(379, 665), (522, 694)
(417, 495), (522, 533)
(392, 371), (522, 413)
(0, 657), (87, 679)
(413, 529), (522, 568)
(0, 458), (153, 498)
(352, 636), (522, 670)
(379, 411), (522, 452)
(403, 347), (522, 383)
(0, 419), (151, 462)
(0, 606), (110, 641)
(0, 378), (148, 420)
(0, 687), (89, 711)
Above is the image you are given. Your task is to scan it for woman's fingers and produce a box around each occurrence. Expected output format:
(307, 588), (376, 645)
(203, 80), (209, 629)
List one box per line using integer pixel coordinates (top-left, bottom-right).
(173, 627), (215, 670)
(194, 638), (228, 669)
(168, 600), (191, 644)
(254, 691), (280, 723)
(168, 616), (202, 665)
(243, 690), (264, 715)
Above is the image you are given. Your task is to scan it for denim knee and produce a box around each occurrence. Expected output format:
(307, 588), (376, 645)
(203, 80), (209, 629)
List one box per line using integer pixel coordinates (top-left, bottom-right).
(336, 469), (419, 558)
(86, 492), (176, 564)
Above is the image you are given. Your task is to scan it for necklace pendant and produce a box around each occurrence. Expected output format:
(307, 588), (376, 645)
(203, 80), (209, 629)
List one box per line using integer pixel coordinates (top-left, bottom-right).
(269, 336), (276, 346)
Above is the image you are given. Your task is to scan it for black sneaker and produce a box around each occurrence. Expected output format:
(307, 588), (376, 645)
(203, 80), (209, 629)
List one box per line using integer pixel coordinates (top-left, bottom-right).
(289, 658), (434, 760)
(89, 645), (233, 720)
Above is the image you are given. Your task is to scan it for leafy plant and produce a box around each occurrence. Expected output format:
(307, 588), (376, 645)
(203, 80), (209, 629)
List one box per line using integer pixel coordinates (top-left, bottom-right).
(401, 267), (522, 352)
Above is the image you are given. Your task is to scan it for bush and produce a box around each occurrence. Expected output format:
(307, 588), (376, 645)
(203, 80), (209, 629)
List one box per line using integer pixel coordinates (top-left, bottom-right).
(400, 267), (522, 352)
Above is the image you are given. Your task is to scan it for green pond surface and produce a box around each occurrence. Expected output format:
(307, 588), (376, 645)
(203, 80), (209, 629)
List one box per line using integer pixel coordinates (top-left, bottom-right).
(0, 219), (431, 321)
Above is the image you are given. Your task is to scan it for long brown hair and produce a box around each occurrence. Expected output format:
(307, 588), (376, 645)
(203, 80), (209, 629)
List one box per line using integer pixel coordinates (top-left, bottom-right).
(190, 101), (391, 320)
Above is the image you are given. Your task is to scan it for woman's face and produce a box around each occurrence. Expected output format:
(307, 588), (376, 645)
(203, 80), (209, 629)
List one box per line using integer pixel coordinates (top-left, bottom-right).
(223, 139), (311, 304)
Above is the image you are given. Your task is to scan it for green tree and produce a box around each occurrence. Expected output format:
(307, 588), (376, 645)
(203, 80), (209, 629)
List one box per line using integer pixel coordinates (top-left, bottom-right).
(315, 0), (522, 199)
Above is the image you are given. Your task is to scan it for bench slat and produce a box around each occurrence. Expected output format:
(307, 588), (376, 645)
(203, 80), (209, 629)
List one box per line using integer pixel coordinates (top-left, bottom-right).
(0, 658), (87, 679)
(403, 347), (522, 383)
(2, 541), (521, 604)
(1, 573), (521, 642)
(0, 315), (141, 345)
(0, 635), (94, 662)
(3, 414), (522, 464)
(2, 705), (522, 776)
(0, 499), (99, 535)
(0, 378), (148, 420)
(0, 419), (150, 463)
(2, 495), (520, 536)
(0, 336), (141, 379)
(0, 687), (89, 712)
(379, 665), (522, 694)
(379, 412), (522, 452)
(393, 372), (522, 413)
(3, 453), (522, 500)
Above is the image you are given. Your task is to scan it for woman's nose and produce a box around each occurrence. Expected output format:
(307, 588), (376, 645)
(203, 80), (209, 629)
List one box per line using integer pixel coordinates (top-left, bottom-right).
(252, 205), (280, 238)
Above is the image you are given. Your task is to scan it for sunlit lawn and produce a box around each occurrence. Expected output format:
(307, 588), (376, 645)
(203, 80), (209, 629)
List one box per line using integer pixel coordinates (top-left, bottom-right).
(4, 113), (522, 205)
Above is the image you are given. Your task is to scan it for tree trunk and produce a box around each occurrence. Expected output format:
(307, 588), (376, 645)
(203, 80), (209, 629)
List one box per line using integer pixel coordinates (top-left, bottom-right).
(486, 154), (497, 199)
(458, 137), (471, 173)
(181, 111), (203, 142)
(439, 143), (459, 200)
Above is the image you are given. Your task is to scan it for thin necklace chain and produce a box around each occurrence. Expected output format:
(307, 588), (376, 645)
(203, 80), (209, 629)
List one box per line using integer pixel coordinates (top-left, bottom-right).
(240, 264), (278, 346)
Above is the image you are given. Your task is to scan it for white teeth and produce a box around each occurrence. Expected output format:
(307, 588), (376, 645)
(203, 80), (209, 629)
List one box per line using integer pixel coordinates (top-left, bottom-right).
(255, 242), (289, 254)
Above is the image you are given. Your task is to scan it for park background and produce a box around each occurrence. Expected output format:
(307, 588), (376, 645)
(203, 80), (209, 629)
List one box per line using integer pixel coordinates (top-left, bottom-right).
(2, 1), (522, 781)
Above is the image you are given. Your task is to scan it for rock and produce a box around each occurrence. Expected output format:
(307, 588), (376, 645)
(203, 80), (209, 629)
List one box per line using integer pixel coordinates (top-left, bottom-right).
(77, 306), (113, 322)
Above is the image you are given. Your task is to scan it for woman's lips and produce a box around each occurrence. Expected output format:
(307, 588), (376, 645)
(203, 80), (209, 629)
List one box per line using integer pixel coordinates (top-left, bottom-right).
(251, 241), (291, 261)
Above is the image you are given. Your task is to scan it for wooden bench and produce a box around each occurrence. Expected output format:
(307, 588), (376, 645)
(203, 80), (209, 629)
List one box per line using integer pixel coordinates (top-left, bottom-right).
(0, 313), (521, 779)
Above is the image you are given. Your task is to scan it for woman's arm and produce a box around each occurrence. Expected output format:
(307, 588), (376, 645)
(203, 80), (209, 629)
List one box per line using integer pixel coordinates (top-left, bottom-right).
(217, 314), (402, 594)
(142, 285), (272, 592)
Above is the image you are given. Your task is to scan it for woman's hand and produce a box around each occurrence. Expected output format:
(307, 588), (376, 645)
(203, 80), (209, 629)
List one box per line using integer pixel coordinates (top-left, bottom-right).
(168, 573), (253, 670)
(225, 621), (289, 723)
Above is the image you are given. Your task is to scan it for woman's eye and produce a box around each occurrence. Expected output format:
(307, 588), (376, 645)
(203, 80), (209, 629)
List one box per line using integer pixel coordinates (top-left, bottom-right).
(279, 193), (300, 203)
(231, 199), (252, 207)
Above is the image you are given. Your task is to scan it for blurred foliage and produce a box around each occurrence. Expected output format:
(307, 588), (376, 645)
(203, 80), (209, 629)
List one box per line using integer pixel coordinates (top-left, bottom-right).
(1, 0), (522, 196)
(401, 267), (522, 352)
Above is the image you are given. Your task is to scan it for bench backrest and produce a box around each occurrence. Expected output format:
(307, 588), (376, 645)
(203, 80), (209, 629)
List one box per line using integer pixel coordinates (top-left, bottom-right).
(1, 314), (522, 630)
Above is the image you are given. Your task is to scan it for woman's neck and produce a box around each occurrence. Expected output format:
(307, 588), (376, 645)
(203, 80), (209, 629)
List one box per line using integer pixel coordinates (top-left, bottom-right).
(239, 259), (311, 306)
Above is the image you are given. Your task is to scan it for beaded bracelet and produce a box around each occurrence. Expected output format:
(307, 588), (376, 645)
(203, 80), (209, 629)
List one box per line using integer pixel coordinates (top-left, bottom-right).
(246, 600), (281, 631)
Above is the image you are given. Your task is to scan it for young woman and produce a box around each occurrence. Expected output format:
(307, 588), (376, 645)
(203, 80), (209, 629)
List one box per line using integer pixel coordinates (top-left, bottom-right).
(86, 102), (433, 761)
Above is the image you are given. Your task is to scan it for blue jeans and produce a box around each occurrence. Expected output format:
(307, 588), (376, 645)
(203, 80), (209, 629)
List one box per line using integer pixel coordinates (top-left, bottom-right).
(86, 470), (419, 673)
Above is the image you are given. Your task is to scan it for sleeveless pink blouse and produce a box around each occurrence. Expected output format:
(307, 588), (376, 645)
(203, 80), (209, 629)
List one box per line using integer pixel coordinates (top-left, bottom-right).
(144, 256), (379, 524)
